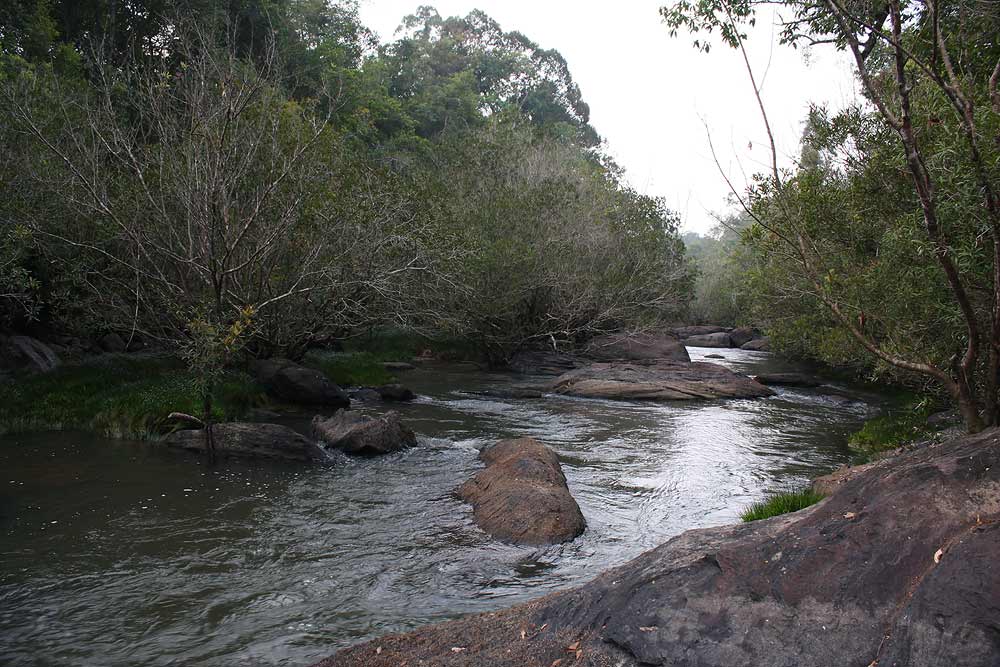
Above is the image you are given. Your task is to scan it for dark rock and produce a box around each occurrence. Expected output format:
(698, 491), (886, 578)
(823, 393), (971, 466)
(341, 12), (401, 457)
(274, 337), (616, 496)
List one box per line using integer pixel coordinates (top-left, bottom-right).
(704, 353), (725, 359)
(683, 331), (733, 348)
(752, 372), (822, 387)
(508, 349), (584, 375)
(99, 332), (127, 353)
(349, 388), (382, 403)
(456, 437), (585, 546)
(382, 361), (415, 371)
(550, 361), (775, 401)
(0, 334), (61, 374)
(312, 410), (416, 456)
(246, 408), (282, 421)
(318, 428), (1000, 667)
(741, 337), (771, 351)
(164, 422), (328, 462)
(729, 326), (759, 348)
(251, 358), (349, 408)
(468, 387), (546, 400)
(927, 409), (960, 428)
(375, 383), (416, 402)
(583, 332), (690, 363)
(673, 324), (731, 338)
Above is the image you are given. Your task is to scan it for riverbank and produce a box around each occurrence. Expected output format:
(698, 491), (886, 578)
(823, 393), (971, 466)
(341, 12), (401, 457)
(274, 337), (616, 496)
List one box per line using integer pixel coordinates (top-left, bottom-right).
(316, 426), (1000, 667)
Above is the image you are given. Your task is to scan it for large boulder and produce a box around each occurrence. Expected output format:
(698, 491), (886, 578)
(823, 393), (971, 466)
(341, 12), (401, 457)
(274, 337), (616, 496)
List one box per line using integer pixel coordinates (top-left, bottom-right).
(683, 331), (733, 348)
(550, 361), (774, 401)
(0, 334), (61, 374)
(312, 409), (416, 456)
(251, 358), (349, 408)
(456, 437), (585, 546)
(583, 332), (690, 363)
(728, 326), (760, 348)
(673, 324), (730, 338)
(164, 422), (328, 462)
(741, 337), (771, 351)
(98, 332), (127, 353)
(317, 428), (1000, 667)
(508, 349), (584, 375)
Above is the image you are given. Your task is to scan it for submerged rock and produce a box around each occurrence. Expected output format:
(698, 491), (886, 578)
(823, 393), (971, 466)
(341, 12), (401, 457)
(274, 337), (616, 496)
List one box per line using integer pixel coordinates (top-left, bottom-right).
(741, 337), (771, 351)
(467, 387), (546, 400)
(456, 437), (585, 546)
(752, 372), (822, 387)
(252, 358), (350, 408)
(312, 410), (416, 456)
(375, 384), (416, 402)
(318, 428), (1000, 667)
(550, 361), (774, 401)
(683, 331), (733, 348)
(164, 422), (328, 462)
(583, 332), (690, 363)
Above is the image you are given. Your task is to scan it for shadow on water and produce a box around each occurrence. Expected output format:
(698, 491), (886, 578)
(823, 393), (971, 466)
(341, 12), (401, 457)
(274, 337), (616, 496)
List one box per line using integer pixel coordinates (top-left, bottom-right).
(0, 348), (887, 666)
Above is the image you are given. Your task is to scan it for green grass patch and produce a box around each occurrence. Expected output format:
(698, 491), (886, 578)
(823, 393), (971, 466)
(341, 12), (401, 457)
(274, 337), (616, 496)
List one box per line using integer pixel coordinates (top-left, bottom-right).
(848, 396), (936, 459)
(0, 354), (266, 440)
(740, 488), (826, 522)
(303, 350), (394, 387)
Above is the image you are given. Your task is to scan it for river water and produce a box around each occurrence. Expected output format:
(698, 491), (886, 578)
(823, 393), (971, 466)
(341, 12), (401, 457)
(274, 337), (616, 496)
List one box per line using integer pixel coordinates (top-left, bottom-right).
(0, 348), (887, 666)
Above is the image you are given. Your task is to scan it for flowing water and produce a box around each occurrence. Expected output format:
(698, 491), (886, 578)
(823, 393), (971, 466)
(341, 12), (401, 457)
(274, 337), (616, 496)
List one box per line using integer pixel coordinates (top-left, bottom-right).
(0, 348), (889, 666)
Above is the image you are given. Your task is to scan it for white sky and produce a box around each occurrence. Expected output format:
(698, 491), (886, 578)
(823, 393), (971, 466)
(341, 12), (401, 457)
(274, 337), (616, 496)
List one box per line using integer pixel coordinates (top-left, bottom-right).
(359, 0), (860, 234)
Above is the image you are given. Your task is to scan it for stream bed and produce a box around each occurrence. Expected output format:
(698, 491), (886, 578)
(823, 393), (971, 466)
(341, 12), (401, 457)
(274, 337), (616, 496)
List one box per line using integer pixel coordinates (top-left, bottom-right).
(0, 348), (889, 666)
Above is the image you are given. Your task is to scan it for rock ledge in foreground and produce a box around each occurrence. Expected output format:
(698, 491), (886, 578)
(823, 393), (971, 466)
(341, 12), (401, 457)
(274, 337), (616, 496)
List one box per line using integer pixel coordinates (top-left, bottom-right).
(551, 360), (774, 401)
(317, 427), (1000, 667)
(457, 437), (585, 546)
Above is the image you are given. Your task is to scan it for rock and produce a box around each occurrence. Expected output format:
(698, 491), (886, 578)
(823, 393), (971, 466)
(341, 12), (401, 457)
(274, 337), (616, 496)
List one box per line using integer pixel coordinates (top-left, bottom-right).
(583, 332), (690, 362)
(683, 331), (733, 348)
(251, 358), (350, 408)
(99, 332), (127, 353)
(752, 372), (822, 387)
(673, 324), (731, 338)
(382, 361), (415, 371)
(164, 422), (328, 462)
(456, 437), (585, 546)
(468, 387), (546, 400)
(550, 361), (775, 401)
(246, 408), (282, 421)
(508, 349), (584, 375)
(0, 334), (61, 374)
(741, 337), (771, 351)
(312, 410), (416, 456)
(704, 353), (725, 359)
(927, 409), (960, 428)
(349, 387), (382, 403)
(318, 428), (1000, 667)
(375, 383), (416, 402)
(729, 326), (759, 348)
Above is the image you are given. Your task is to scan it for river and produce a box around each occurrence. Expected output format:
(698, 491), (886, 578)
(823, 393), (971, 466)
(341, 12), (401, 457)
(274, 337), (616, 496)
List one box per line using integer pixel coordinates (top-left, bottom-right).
(0, 348), (888, 666)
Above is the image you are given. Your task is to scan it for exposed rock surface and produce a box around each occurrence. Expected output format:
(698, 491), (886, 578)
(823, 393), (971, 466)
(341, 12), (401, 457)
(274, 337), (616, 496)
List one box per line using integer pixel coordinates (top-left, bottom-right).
(508, 349), (585, 375)
(456, 437), (585, 546)
(728, 326), (760, 348)
(752, 372), (822, 387)
(582, 332), (690, 363)
(741, 337), (771, 351)
(550, 361), (774, 401)
(251, 358), (350, 408)
(312, 410), (416, 456)
(673, 324), (730, 338)
(0, 334), (61, 374)
(683, 331), (733, 348)
(164, 422), (328, 462)
(375, 384), (416, 402)
(317, 428), (1000, 667)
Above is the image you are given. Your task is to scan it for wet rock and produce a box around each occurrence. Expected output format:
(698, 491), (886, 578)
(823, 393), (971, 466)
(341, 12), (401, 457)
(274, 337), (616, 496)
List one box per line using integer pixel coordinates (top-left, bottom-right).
(550, 361), (774, 401)
(164, 422), (328, 462)
(375, 384), (416, 402)
(312, 410), (416, 456)
(468, 387), (546, 400)
(583, 332), (690, 363)
(508, 349), (584, 375)
(729, 326), (760, 348)
(318, 428), (1000, 667)
(683, 331), (733, 348)
(741, 337), (771, 351)
(382, 361), (415, 371)
(704, 353), (725, 359)
(349, 388), (382, 403)
(673, 324), (731, 338)
(0, 334), (61, 374)
(456, 437), (585, 546)
(99, 332), (127, 353)
(251, 358), (349, 408)
(752, 372), (822, 387)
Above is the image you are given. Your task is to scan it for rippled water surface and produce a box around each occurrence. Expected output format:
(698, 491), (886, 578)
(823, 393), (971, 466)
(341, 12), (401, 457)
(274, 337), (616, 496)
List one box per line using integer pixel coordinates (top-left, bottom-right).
(0, 349), (888, 666)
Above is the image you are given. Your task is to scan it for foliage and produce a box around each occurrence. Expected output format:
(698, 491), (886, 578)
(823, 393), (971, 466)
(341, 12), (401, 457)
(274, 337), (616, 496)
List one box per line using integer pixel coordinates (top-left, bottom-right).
(682, 212), (754, 325)
(0, 355), (265, 439)
(740, 488), (826, 522)
(303, 351), (394, 387)
(848, 397), (936, 458)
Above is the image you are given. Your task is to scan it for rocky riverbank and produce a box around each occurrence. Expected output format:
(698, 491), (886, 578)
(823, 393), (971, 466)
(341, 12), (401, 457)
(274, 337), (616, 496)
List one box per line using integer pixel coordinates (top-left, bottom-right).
(315, 427), (1000, 667)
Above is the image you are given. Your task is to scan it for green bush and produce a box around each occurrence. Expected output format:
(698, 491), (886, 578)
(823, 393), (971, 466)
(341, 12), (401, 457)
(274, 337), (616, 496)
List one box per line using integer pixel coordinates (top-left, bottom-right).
(848, 397), (935, 459)
(740, 488), (826, 522)
(303, 350), (394, 387)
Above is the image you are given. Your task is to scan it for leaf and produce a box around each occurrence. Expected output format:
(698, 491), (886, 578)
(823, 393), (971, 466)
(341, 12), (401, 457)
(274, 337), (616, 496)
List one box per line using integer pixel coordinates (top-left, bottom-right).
(451, 647), (466, 653)
(934, 548), (944, 563)
(375, 646), (382, 655)
(566, 641), (579, 651)
(639, 626), (658, 632)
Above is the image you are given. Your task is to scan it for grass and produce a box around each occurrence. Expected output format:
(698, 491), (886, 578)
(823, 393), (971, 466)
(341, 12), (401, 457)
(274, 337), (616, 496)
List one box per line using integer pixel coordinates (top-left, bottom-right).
(848, 395), (936, 459)
(740, 488), (827, 522)
(303, 350), (395, 387)
(0, 353), (266, 440)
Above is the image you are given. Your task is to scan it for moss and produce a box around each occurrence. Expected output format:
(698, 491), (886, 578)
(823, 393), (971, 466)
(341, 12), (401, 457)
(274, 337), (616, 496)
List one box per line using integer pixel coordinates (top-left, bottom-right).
(848, 396), (935, 459)
(740, 488), (826, 522)
(0, 354), (266, 440)
(303, 350), (394, 387)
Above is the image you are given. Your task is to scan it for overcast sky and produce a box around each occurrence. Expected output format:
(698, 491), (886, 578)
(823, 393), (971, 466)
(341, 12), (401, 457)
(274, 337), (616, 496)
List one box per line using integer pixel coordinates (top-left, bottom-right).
(358, 0), (859, 235)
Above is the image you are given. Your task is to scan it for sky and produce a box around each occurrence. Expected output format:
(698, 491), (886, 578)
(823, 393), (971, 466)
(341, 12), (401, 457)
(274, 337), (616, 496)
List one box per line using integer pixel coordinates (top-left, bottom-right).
(358, 0), (860, 235)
